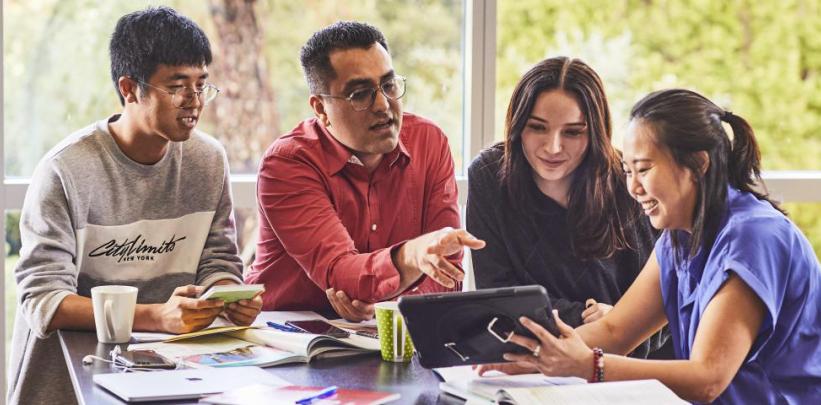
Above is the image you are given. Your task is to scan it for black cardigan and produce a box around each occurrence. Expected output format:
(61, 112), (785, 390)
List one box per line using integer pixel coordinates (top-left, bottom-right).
(466, 147), (665, 357)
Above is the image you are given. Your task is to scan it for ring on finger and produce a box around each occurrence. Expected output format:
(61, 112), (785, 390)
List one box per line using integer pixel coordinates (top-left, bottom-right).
(531, 344), (541, 357)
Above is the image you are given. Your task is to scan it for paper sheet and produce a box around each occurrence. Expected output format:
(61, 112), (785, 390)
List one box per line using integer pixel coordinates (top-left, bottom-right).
(435, 365), (585, 402)
(505, 380), (688, 404)
(130, 332), (175, 343)
(250, 311), (325, 328)
(129, 335), (253, 358)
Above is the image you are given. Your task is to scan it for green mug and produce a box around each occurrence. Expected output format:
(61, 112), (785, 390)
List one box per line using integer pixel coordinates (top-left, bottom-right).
(375, 301), (414, 362)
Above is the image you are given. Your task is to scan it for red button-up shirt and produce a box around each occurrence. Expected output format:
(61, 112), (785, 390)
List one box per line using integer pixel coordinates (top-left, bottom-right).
(248, 113), (462, 313)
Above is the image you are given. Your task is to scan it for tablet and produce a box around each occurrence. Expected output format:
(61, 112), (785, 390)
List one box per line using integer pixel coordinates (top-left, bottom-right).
(398, 285), (558, 368)
(199, 284), (264, 303)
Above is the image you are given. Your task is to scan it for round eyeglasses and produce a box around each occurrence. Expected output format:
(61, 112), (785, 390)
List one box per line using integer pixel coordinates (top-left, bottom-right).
(137, 80), (221, 108)
(319, 76), (406, 112)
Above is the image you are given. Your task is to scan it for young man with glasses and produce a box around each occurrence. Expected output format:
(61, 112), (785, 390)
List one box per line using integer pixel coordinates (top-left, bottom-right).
(248, 21), (485, 322)
(8, 7), (261, 404)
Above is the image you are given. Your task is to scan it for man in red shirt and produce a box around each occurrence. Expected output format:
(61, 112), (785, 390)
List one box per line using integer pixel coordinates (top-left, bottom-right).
(247, 21), (485, 321)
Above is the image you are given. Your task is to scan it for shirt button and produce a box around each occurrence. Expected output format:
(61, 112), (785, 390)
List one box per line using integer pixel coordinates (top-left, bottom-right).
(371, 223), (377, 232)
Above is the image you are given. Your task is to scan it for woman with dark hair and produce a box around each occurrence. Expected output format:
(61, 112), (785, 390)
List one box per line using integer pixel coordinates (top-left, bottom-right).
(478, 89), (820, 404)
(466, 57), (665, 357)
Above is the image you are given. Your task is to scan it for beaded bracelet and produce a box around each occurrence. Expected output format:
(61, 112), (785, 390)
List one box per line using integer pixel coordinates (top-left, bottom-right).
(590, 347), (604, 383)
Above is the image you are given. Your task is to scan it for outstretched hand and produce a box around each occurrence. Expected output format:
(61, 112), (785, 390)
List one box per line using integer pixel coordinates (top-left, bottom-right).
(395, 227), (485, 288)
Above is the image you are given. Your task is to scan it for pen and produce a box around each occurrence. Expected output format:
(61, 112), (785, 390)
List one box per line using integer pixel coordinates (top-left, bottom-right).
(266, 321), (302, 333)
(295, 385), (338, 404)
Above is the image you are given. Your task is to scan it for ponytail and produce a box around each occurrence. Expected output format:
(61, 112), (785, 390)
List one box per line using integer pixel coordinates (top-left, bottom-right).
(721, 111), (785, 214)
(630, 88), (786, 259)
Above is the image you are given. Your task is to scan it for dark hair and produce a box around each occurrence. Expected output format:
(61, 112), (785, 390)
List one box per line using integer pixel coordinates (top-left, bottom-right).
(500, 57), (641, 259)
(300, 21), (389, 94)
(630, 89), (784, 257)
(109, 6), (212, 106)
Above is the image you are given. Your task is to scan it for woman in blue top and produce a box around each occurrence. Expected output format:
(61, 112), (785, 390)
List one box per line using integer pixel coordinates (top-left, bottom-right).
(478, 89), (820, 404)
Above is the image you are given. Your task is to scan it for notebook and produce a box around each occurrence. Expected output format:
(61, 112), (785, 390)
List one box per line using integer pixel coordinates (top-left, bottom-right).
(92, 366), (288, 402)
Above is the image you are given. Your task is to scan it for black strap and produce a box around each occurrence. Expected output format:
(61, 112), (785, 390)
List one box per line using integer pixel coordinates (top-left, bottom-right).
(443, 315), (516, 362)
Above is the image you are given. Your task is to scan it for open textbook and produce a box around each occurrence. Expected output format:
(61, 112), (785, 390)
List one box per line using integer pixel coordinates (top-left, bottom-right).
(435, 366), (687, 404)
(129, 312), (380, 368)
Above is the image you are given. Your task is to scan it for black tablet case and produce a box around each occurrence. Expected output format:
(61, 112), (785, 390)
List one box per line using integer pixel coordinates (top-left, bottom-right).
(398, 285), (558, 368)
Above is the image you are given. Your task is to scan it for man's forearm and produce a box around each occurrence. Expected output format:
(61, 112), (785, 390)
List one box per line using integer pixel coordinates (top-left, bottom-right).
(389, 242), (423, 297)
(47, 294), (95, 333)
(47, 293), (164, 333)
(133, 303), (164, 332)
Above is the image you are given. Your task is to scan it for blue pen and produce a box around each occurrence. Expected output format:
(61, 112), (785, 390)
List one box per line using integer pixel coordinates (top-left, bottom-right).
(295, 385), (338, 404)
(266, 321), (302, 333)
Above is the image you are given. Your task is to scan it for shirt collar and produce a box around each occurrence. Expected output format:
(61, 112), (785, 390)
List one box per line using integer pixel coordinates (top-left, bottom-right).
(394, 137), (412, 165)
(316, 119), (412, 175)
(316, 121), (356, 175)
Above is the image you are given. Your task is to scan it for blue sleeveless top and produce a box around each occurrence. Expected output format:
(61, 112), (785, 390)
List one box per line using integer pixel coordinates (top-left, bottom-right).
(657, 187), (820, 404)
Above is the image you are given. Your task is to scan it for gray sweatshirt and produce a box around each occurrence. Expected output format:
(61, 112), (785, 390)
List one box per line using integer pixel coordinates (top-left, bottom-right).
(7, 115), (243, 404)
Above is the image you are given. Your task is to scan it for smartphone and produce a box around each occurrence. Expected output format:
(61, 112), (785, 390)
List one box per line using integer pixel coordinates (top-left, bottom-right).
(116, 349), (176, 369)
(199, 284), (264, 304)
(285, 320), (350, 338)
(354, 328), (379, 339)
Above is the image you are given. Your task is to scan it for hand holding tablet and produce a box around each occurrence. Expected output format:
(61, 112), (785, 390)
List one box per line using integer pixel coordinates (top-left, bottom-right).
(398, 285), (558, 368)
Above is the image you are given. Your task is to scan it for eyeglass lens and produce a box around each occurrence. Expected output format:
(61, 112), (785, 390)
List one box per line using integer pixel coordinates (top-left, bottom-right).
(350, 78), (405, 111)
(173, 86), (218, 107)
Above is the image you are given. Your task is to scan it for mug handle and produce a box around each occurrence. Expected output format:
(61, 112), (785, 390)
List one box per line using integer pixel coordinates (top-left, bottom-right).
(392, 311), (401, 361)
(104, 299), (115, 342)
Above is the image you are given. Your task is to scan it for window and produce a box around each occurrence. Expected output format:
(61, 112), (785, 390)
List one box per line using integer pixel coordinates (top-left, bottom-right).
(495, 1), (821, 169)
(3, 0), (465, 177)
(1, 1), (818, 399)
(2, 0), (467, 390)
(495, 0), (821, 249)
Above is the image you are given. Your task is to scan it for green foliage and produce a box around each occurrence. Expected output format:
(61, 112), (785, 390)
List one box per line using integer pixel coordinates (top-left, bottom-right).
(3, 0), (464, 175)
(5, 212), (21, 256)
(784, 203), (821, 259)
(6, 255), (20, 359)
(255, 0), (465, 170)
(497, 0), (820, 251)
(2, 0), (818, 249)
(498, 0), (821, 162)
(3, 0), (200, 177)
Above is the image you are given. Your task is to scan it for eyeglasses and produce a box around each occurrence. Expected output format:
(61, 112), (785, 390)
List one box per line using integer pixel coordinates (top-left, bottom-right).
(136, 80), (220, 108)
(319, 76), (406, 112)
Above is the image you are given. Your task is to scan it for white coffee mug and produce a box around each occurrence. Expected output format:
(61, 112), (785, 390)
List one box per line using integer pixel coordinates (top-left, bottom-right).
(91, 285), (138, 344)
